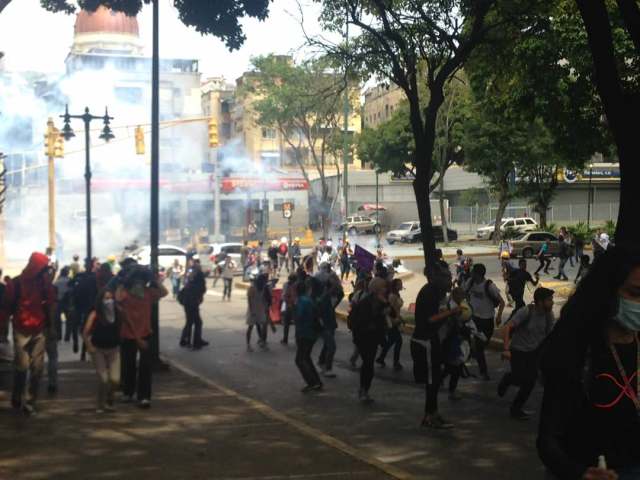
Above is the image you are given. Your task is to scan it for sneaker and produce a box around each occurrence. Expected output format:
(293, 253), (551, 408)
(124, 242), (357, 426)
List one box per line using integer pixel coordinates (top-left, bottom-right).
(393, 363), (403, 372)
(73, 343), (79, 354)
(375, 357), (386, 368)
(301, 385), (314, 394)
(22, 403), (36, 416)
(192, 340), (210, 350)
(497, 376), (509, 398)
(310, 383), (323, 392)
(510, 408), (531, 420)
(421, 414), (453, 429)
(179, 340), (190, 348)
(138, 399), (151, 409)
(323, 370), (336, 378)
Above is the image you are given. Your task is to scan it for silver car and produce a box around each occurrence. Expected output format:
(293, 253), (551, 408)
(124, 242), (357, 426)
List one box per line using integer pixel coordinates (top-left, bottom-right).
(386, 221), (419, 245)
(340, 215), (381, 235)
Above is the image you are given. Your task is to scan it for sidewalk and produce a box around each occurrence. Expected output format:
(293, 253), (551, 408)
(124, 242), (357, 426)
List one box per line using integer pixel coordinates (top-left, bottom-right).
(0, 360), (398, 480)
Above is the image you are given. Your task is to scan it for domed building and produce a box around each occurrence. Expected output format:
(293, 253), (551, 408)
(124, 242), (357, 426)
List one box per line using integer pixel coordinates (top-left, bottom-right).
(71, 6), (143, 56)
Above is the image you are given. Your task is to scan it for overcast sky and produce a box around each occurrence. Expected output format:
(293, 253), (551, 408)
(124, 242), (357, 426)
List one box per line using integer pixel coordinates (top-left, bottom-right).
(0, 0), (331, 81)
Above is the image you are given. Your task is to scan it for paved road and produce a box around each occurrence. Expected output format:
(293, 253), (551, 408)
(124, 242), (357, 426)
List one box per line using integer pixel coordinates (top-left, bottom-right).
(159, 284), (550, 480)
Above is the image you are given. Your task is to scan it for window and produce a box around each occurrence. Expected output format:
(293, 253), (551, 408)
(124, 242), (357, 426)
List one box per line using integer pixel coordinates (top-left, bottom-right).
(222, 245), (242, 255)
(516, 219), (526, 226)
(503, 220), (515, 228)
(159, 248), (184, 256)
(528, 234), (543, 241)
(542, 234), (558, 241)
(525, 219), (536, 225)
(262, 128), (276, 139)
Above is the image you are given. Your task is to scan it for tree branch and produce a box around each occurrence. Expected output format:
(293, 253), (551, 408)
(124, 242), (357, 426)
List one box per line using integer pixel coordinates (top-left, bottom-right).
(616, 0), (640, 54)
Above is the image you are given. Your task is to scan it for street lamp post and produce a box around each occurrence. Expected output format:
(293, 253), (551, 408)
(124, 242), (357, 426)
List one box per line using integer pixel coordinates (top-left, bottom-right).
(60, 105), (114, 270)
(587, 164), (594, 230)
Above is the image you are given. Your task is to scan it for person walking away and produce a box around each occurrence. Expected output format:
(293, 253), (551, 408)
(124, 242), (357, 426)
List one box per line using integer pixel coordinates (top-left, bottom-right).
(268, 241), (279, 272)
(351, 277), (388, 403)
(575, 254), (591, 285)
(82, 289), (120, 413)
(54, 267), (72, 345)
(538, 246), (640, 479)
(277, 238), (289, 275)
(574, 235), (585, 264)
(440, 287), (473, 401)
(4, 252), (56, 415)
(347, 276), (370, 368)
(294, 279), (323, 392)
(291, 238), (302, 271)
(565, 231), (575, 268)
(168, 259), (184, 299)
(46, 267), (71, 395)
(221, 256), (236, 301)
(534, 239), (552, 276)
(340, 246), (351, 281)
(246, 274), (271, 351)
(69, 254), (81, 277)
(498, 287), (555, 420)
(179, 259), (208, 349)
(464, 263), (505, 380)
(281, 273), (298, 345)
(116, 265), (168, 408)
(96, 263), (114, 291)
(70, 268), (98, 359)
(507, 259), (539, 317)
(313, 276), (340, 378)
(554, 235), (570, 281)
(411, 262), (462, 428)
(377, 278), (405, 371)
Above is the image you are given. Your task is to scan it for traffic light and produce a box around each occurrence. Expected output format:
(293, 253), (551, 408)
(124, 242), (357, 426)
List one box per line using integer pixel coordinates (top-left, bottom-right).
(208, 118), (219, 148)
(44, 118), (56, 157)
(135, 126), (145, 155)
(53, 133), (64, 158)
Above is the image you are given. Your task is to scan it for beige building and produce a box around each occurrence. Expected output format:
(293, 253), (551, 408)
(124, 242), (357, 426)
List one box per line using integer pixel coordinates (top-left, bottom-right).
(231, 59), (363, 171)
(363, 83), (405, 129)
(201, 76), (235, 149)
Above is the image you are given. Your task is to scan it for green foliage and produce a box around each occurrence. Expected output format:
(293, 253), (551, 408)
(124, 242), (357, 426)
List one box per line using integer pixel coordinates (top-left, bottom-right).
(545, 223), (559, 235)
(567, 222), (592, 242)
(502, 227), (521, 240)
(37, 0), (270, 49)
(459, 187), (489, 206)
(603, 220), (617, 239)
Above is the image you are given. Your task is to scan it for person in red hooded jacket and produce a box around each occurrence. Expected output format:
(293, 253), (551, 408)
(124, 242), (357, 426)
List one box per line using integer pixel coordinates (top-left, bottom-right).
(3, 252), (56, 415)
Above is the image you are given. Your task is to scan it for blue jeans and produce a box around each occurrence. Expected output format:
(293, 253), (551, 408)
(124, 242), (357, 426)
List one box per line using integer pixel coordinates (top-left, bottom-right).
(379, 327), (403, 365)
(317, 328), (336, 371)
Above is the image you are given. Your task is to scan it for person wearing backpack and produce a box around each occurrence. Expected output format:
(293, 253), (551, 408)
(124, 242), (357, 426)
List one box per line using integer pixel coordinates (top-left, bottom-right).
(3, 252), (56, 415)
(350, 277), (388, 403)
(498, 287), (555, 420)
(464, 263), (505, 381)
(294, 278), (322, 392)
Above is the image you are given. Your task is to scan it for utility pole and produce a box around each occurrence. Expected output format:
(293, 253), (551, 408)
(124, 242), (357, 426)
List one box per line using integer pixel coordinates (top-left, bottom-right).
(208, 118), (221, 241)
(342, 6), (350, 222)
(44, 118), (63, 253)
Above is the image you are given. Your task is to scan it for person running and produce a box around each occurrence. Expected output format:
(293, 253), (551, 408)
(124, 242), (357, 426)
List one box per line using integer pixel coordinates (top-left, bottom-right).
(377, 278), (405, 371)
(246, 273), (271, 351)
(464, 263), (505, 380)
(4, 252), (56, 415)
(538, 246), (640, 479)
(411, 262), (461, 428)
(179, 259), (208, 349)
(221, 256), (236, 301)
(315, 270), (343, 379)
(498, 287), (555, 420)
(83, 289), (120, 413)
(168, 259), (184, 300)
(440, 286), (472, 401)
(116, 265), (168, 408)
(554, 235), (570, 281)
(351, 277), (388, 403)
(507, 259), (539, 314)
(534, 239), (552, 276)
(348, 276), (370, 369)
(281, 273), (298, 345)
(294, 278), (322, 392)
(574, 254), (591, 285)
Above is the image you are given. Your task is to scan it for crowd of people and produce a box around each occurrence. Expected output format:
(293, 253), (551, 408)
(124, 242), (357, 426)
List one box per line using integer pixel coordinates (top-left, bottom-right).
(0, 252), (167, 415)
(2, 229), (640, 479)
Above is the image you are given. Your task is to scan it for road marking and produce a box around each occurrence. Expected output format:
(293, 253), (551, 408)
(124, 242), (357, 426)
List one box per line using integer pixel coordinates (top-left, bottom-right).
(166, 357), (415, 480)
(214, 472), (372, 480)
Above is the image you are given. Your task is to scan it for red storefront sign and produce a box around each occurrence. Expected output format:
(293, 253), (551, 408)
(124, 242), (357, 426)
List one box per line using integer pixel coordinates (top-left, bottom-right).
(220, 177), (309, 193)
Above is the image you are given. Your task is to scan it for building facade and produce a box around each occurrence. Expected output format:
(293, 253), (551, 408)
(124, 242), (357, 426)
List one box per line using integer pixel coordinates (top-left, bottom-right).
(363, 83), (405, 129)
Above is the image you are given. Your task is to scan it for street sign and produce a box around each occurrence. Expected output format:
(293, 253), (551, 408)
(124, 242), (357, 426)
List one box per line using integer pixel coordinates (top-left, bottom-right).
(283, 209), (292, 219)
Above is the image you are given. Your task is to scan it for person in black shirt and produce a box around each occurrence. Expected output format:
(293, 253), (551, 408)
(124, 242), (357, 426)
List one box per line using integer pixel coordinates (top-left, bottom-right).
(180, 259), (208, 349)
(538, 246), (640, 479)
(507, 259), (539, 315)
(411, 262), (462, 429)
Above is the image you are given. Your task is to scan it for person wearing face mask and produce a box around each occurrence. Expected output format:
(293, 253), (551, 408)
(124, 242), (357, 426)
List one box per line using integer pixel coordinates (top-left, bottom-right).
(83, 289), (120, 413)
(538, 246), (640, 480)
(3, 252), (56, 416)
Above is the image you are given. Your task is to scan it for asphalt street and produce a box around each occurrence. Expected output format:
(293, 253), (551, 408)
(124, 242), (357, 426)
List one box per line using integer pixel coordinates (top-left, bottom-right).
(158, 271), (561, 480)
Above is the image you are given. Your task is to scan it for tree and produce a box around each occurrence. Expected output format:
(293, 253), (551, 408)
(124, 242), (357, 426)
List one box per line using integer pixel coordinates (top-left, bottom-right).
(246, 55), (351, 238)
(318, 0), (533, 277)
(1, 0), (270, 50)
(574, 0), (640, 245)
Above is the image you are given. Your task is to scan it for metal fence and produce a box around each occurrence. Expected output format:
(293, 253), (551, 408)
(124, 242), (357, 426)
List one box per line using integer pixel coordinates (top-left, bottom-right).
(448, 202), (619, 235)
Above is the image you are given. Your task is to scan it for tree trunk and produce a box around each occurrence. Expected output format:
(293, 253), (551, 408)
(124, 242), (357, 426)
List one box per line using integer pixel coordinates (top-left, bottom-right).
(0, 0), (12, 15)
(321, 182), (330, 240)
(492, 186), (509, 244)
(538, 207), (548, 230)
(413, 167), (435, 277)
(576, 0), (640, 246)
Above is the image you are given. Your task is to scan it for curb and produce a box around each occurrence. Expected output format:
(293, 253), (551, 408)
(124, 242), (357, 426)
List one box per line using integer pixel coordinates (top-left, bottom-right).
(163, 356), (415, 480)
(398, 251), (498, 261)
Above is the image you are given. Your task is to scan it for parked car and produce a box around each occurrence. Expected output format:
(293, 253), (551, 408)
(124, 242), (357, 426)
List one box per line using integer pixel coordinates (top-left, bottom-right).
(339, 215), (381, 235)
(508, 231), (560, 258)
(129, 244), (188, 271)
(476, 217), (538, 240)
(198, 242), (243, 276)
(402, 225), (459, 243)
(386, 221), (420, 245)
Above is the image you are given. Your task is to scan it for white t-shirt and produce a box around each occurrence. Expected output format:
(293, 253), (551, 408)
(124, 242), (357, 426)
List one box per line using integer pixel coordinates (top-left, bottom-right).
(464, 278), (501, 319)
